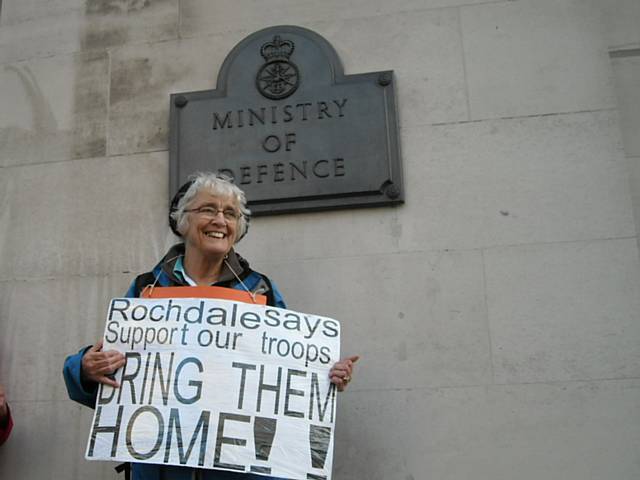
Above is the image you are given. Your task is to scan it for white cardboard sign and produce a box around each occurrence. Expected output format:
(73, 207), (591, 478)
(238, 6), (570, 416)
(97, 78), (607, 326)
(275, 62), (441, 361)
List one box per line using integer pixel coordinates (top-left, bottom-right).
(86, 297), (341, 480)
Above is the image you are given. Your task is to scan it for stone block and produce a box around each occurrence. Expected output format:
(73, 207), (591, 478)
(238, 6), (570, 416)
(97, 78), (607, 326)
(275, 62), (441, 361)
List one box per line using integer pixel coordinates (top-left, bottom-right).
(333, 379), (640, 480)
(0, 0), (83, 25)
(598, 0), (640, 49)
(108, 35), (241, 155)
(629, 153), (640, 249)
(611, 56), (640, 241)
(0, 400), (113, 479)
(0, 274), (133, 403)
(0, 51), (108, 166)
(238, 206), (403, 263)
(180, 0), (490, 39)
(399, 111), (635, 251)
(317, 8), (467, 125)
(461, 0), (617, 119)
(0, 0), (178, 64)
(611, 56), (640, 157)
(0, 14), (83, 65)
(0, 151), (170, 280)
(485, 238), (640, 384)
(252, 249), (492, 390)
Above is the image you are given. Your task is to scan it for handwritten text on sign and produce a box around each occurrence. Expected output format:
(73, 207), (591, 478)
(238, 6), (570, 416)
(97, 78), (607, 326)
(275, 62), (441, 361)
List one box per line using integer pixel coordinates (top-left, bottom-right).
(86, 298), (341, 480)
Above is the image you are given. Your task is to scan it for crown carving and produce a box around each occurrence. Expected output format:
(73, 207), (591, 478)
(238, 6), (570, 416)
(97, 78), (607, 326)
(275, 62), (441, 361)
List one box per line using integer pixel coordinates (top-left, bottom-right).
(260, 35), (295, 62)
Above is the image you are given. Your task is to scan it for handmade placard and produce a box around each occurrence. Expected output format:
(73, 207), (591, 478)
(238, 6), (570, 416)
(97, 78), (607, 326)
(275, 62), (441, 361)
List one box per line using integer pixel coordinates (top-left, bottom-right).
(86, 297), (341, 480)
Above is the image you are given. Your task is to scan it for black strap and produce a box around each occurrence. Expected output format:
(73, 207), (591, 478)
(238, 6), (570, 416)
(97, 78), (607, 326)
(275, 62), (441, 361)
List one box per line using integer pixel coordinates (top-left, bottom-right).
(134, 271), (158, 296)
(114, 462), (131, 480)
(261, 274), (277, 307)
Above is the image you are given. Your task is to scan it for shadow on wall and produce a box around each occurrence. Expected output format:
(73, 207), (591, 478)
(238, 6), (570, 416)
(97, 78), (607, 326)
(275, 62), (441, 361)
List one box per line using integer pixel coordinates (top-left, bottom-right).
(82, 0), (153, 48)
(1, 64), (68, 162)
(86, 0), (152, 14)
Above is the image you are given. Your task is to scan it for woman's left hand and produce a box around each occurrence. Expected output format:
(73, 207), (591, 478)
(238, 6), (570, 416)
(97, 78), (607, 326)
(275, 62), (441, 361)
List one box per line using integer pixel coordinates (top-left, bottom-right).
(329, 355), (359, 392)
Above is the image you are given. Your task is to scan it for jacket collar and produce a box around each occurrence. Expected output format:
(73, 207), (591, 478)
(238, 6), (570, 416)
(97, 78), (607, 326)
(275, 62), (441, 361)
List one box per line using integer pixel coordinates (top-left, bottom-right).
(157, 243), (249, 286)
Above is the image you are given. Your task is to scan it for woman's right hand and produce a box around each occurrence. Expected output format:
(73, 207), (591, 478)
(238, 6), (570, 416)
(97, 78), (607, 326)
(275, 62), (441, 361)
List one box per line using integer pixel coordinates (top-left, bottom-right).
(81, 339), (126, 388)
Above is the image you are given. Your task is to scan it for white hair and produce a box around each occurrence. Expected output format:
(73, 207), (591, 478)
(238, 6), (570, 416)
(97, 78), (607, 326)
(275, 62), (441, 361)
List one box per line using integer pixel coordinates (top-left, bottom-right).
(171, 172), (250, 242)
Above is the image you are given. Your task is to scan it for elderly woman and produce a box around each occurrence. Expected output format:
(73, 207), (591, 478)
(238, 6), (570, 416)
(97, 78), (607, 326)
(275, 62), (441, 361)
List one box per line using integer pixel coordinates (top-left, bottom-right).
(63, 172), (357, 480)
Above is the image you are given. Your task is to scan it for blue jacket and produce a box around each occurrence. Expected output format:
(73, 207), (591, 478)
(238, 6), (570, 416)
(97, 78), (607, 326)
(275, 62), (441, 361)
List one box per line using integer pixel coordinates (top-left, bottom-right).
(63, 245), (287, 480)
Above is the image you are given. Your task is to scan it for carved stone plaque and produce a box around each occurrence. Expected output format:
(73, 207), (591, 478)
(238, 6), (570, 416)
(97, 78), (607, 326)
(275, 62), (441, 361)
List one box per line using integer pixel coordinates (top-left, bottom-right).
(169, 25), (403, 215)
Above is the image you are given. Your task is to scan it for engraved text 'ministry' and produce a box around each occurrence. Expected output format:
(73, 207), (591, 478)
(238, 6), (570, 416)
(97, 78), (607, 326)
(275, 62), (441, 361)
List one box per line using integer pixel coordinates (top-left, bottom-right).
(212, 99), (348, 130)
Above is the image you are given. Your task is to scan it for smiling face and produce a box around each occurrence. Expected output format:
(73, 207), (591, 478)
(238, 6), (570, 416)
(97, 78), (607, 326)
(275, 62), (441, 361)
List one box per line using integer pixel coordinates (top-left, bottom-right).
(181, 190), (239, 260)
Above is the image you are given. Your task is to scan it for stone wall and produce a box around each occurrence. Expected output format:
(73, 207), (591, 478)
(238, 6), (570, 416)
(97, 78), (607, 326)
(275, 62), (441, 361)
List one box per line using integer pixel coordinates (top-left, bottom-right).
(0, 1), (639, 479)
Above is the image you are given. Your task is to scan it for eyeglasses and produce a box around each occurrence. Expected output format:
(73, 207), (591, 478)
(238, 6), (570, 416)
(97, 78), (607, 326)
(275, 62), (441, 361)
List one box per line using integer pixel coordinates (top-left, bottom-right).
(184, 205), (241, 222)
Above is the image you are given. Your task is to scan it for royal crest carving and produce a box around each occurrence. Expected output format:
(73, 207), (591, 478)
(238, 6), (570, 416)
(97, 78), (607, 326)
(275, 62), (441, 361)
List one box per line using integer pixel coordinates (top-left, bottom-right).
(256, 35), (300, 100)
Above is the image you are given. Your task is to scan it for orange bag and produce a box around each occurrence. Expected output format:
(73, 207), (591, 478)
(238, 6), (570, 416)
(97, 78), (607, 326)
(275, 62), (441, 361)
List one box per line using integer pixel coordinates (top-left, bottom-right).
(140, 285), (266, 305)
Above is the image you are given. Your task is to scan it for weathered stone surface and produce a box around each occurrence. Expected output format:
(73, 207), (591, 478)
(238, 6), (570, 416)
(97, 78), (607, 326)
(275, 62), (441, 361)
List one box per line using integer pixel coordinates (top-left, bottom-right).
(399, 111), (635, 251)
(252, 249), (492, 390)
(612, 56), (640, 158)
(485, 238), (640, 384)
(611, 56), (640, 243)
(0, 0), (83, 25)
(0, 51), (108, 166)
(629, 154), (640, 251)
(180, 0), (490, 39)
(108, 35), (241, 155)
(0, 152), (170, 280)
(0, 274), (132, 403)
(239, 206), (403, 263)
(597, 0), (640, 49)
(0, 0), (178, 64)
(0, 400), (114, 479)
(81, 0), (178, 51)
(0, 14), (82, 64)
(461, 0), (617, 119)
(333, 380), (640, 480)
(317, 8), (467, 126)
